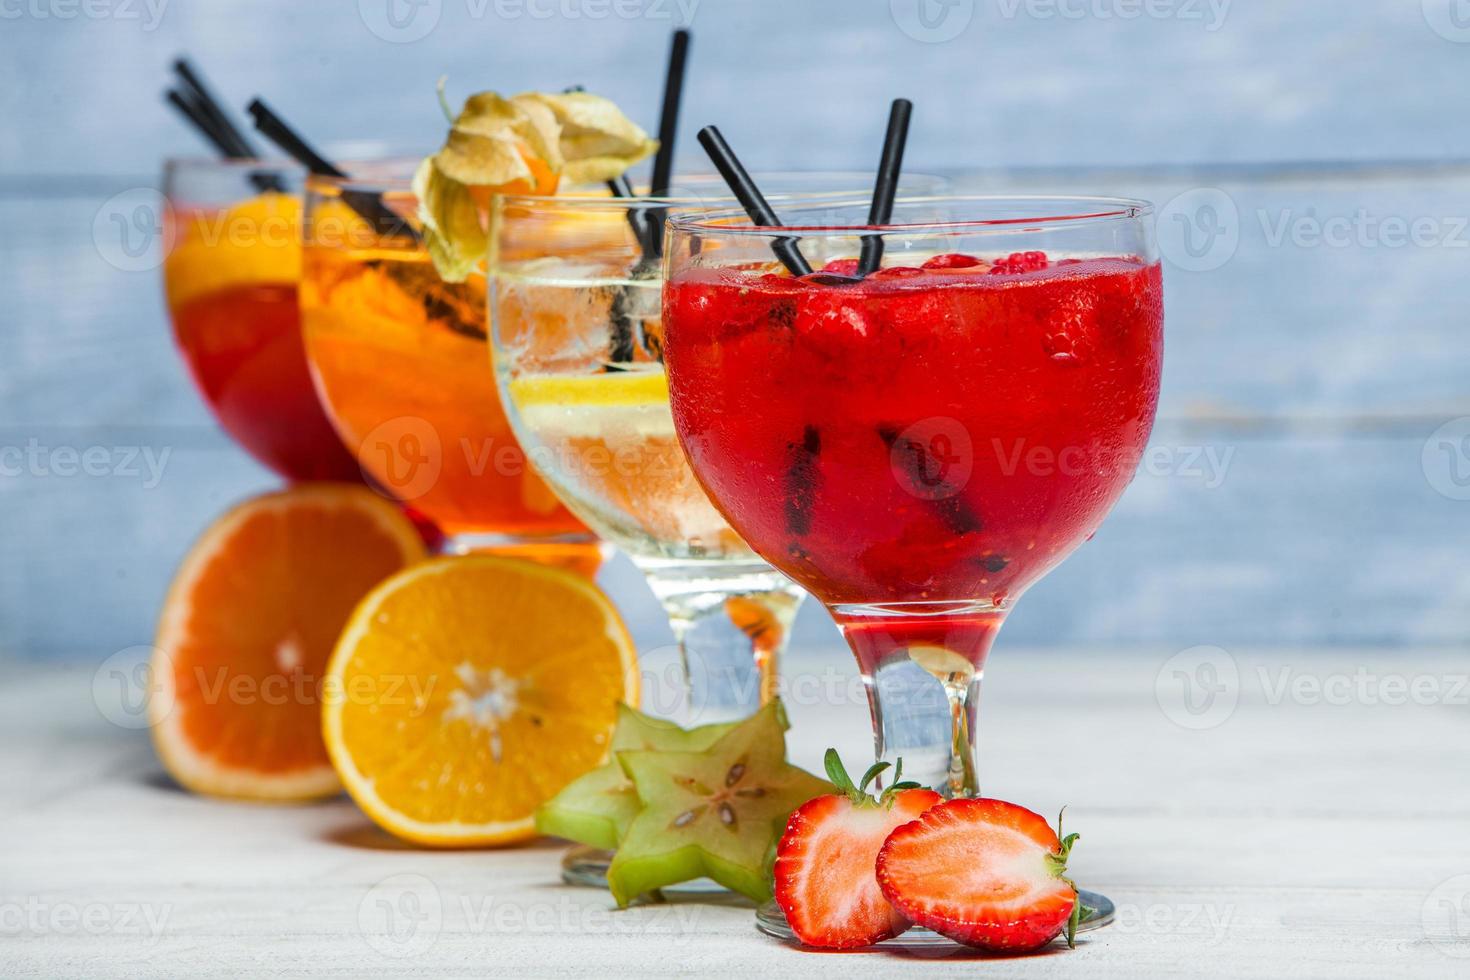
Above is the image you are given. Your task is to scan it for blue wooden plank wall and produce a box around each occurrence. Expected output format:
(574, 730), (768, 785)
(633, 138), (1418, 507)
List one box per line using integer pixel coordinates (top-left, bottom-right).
(2, 0), (1468, 661)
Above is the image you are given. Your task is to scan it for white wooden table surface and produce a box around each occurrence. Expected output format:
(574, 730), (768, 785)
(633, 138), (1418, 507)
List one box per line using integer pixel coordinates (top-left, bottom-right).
(4, 648), (1468, 978)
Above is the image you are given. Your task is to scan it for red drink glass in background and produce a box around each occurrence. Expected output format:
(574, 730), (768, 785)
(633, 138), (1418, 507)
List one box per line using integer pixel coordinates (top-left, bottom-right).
(162, 158), (361, 483)
(663, 197), (1163, 801)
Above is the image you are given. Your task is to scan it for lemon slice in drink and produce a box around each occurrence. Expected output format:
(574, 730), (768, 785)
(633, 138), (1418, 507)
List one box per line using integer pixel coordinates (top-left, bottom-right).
(508, 369), (669, 410)
(164, 193), (302, 310)
(504, 369), (749, 554)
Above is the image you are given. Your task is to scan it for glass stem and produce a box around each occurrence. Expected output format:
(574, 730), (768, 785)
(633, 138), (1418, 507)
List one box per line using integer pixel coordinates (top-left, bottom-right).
(837, 601), (1004, 798)
(942, 672), (980, 798)
(639, 561), (803, 726)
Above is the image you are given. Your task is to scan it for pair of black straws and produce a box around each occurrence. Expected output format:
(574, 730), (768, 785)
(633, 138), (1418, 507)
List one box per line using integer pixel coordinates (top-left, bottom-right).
(696, 98), (914, 281)
(164, 58), (412, 237)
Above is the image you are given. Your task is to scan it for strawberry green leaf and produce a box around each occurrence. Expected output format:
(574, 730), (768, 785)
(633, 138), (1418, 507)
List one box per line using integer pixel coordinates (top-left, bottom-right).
(823, 747), (856, 796)
(857, 760), (891, 795)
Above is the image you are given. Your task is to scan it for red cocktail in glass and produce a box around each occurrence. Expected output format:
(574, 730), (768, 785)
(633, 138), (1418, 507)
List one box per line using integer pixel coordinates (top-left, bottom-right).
(664, 196), (1162, 940)
(664, 197), (1163, 800)
(163, 158), (360, 483)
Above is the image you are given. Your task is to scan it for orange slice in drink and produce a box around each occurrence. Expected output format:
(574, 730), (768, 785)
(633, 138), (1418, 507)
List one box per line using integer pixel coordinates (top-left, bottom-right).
(164, 192), (302, 311)
(150, 485), (428, 801)
(322, 555), (638, 847)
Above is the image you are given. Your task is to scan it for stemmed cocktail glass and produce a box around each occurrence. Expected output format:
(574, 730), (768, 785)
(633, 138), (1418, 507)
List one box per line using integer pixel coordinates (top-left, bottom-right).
(161, 58), (369, 485)
(487, 175), (944, 885)
(163, 157), (363, 483)
(661, 196), (1164, 940)
(299, 163), (598, 568)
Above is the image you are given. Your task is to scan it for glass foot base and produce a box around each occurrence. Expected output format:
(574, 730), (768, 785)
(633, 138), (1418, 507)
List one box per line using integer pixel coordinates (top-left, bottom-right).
(755, 890), (1114, 949)
(559, 845), (728, 894)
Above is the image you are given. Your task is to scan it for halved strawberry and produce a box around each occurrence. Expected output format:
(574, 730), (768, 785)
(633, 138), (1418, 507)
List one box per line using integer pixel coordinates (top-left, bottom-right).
(876, 799), (1083, 952)
(773, 750), (942, 949)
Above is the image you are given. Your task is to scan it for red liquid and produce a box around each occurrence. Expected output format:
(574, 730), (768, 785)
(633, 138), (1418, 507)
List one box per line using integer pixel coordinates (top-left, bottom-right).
(172, 282), (361, 482)
(665, 259), (1163, 671)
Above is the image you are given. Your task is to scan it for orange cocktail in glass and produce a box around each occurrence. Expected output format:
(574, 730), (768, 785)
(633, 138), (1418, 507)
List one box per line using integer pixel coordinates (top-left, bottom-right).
(300, 164), (594, 562)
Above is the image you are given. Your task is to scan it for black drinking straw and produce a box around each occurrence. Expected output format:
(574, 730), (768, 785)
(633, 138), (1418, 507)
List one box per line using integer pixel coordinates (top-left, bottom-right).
(247, 99), (346, 178)
(643, 28), (691, 257)
(247, 98), (416, 239)
(167, 59), (284, 192)
(856, 98), (912, 278)
(173, 58), (258, 159)
(696, 126), (812, 277)
(650, 30), (690, 196)
(604, 175), (650, 366)
(607, 174), (659, 259)
(165, 89), (235, 158)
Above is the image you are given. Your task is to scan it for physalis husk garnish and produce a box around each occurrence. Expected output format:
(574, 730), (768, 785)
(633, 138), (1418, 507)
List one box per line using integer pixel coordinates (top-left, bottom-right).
(414, 89), (657, 282)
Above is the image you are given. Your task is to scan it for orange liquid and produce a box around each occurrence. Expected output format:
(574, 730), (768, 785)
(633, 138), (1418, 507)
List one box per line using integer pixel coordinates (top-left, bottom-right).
(301, 247), (589, 547)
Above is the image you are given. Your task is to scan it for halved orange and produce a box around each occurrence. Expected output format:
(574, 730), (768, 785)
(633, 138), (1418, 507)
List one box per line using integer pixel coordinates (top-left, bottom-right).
(151, 485), (427, 801)
(322, 555), (638, 847)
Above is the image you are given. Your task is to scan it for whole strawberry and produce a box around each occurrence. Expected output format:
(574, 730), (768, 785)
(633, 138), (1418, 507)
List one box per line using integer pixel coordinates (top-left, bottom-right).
(773, 750), (942, 949)
(876, 798), (1084, 952)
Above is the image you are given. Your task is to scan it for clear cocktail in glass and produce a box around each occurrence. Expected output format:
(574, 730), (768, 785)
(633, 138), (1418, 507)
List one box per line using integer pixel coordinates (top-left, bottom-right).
(488, 176), (945, 885)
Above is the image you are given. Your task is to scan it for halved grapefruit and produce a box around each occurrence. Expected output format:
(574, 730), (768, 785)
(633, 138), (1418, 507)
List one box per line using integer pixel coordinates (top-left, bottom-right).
(150, 484), (427, 801)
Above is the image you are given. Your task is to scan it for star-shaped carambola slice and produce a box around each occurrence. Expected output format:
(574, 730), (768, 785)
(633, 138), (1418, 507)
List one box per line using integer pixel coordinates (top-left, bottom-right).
(535, 704), (740, 851)
(606, 701), (833, 906)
